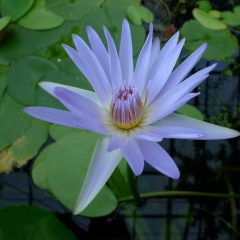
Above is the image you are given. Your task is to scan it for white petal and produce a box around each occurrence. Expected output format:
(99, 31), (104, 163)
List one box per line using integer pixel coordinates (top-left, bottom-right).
(39, 81), (100, 106)
(162, 43), (207, 93)
(134, 24), (153, 95)
(146, 38), (185, 105)
(62, 42), (111, 107)
(74, 136), (122, 214)
(149, 37), (160, 70)
(104, 26), (123, 89)
(155, 113), (240, 140)
(138, 140), (180, 179)
(119, 19), (133, 85)
(87, 26), (111, 79)
(120, 138), (144, 175)
(24, 107), (83, 128)
(144, 92), (200, 125)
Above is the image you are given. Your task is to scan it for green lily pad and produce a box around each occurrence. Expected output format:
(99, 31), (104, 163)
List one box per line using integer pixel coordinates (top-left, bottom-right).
(0, 94), (31, 153)
(0, 16), (11, 31)
(7, 56), (58, 105)
(221, 11), (240, 27)
(181, 20), (238, 60)
(0, 65), (7, 100)
(1, 0), (35, 21)
(0, 119), (49, 173)
(0, 206), (76, 240)
(193, 8), (226, 30)
(177, 104), (204, 121)
(126, 5), (143, 25)
(208, 10), (220, 18)
(197, 0), (212, 12)
(18, 0), (64, 30)
(33, 131), (118, 217)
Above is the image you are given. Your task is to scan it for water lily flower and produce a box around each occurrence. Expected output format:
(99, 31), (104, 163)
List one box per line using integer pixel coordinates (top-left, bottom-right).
(24, 19), (239, 214)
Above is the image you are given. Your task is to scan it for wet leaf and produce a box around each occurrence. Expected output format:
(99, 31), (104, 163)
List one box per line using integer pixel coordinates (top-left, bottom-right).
(0, 16), (11, 31)
(193, 8), (226, 30)
(181, 20), (238, 60)
(33, 131), (118, 217)
(1, 0), (34, 21)
(18, 0), (64, 30)
(0, 206), (76, 240)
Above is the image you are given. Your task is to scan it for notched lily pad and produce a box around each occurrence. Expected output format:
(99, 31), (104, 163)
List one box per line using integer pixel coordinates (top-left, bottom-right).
(18, 0), (64, 30)
(32, 131), (118, 217)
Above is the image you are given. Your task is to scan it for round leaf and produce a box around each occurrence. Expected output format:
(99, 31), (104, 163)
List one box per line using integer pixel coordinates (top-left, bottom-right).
(1, 0), (35, 21)
(126, 5), (142, 25)
(18, 0), (64, 30)
(197, 0), (212, 12)
(208, 10), (220, 18)
(33, 131), (118, 217)
(0, 206), (76, 240)
(138, 5), (153, 23)
(193, 8), (226, 30)
(221, 11), (240, 27)
(0, 94), (31, 152)
(0, 16), (11, 31)
(7, 56), (58, 105)
(181, 20), (238, 60)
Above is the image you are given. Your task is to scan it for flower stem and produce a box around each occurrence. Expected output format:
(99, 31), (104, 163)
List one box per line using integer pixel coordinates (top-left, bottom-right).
(118, 190), (240, 202)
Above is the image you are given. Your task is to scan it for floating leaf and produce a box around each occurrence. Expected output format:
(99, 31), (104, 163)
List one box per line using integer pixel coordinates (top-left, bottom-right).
(208, 10), (220, 18)
(181, 20), (238, 60)
(33, 131), (118, 217)
(1, 0), (35, 21)
(197, 0), (212, 12)
(221, 11), (240, 27)
(193, 8), (226, 30)
(0, 16), (11, 31)
(0, 94), (31, 152)
(7, 56), (58, 105)
(0, 206), (76, 240)
(18, 0), (64, 30)
(0, 65), (7, 100)
(126, 4), (153, 25)
(177, 104), (204, 121)
(0, 119), (48, 173)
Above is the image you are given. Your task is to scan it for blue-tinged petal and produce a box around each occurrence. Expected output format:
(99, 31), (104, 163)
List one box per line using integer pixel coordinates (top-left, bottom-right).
(146, 38), (185, 105)
(134, 24), (153, 95)
(104, 26), (123, 89)
(120, 19), (133, 85)
(86, 26), (111, 79)
(135, 125), (203, 140)
(107, 135), (127, 152)
(39, 81), (100, 106)
(149, 37), (160, 70)
(74, 136), (122, 214)
(120, 138), (144, 175)
(138, 140), (180, 179)
(162, 43), (207, 93)
(144, 92), (200, 124)
(24, 107), (83, 128)
(155, 113), (240, 140)
(62, 42), (111, 107)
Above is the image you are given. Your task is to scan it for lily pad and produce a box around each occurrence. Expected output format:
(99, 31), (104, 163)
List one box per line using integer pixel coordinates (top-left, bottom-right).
(177, 104), (204, 121)
(0, 65), (7, 100)
(0, 206), (76, 240)
(18, 0), (64, 30)
(197, 0), (212, 12)
(221, 11), (240, 27)
(1, 0), (35, 21)
(7, 56), (58, 105)
(0, 16), (11, 31)
(193, 8), (226, 30)
(33, 131), (118, 217)
(0, 119), (48, 173)
(0, 94), (31, 152)
(181, 20), (238, 60)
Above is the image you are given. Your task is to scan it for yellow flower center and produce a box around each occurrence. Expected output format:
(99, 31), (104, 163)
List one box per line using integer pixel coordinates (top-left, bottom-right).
(110, 86), (143, 130)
